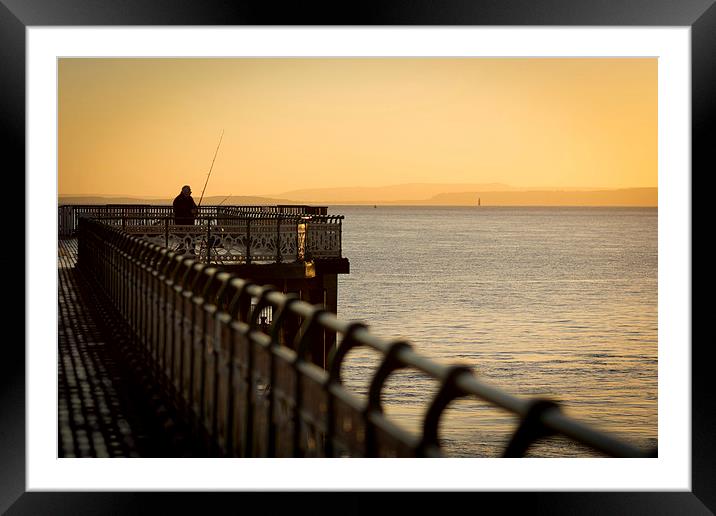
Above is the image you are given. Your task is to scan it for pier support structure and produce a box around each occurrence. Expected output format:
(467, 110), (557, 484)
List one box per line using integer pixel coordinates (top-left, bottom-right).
(222, 259), (349, 368)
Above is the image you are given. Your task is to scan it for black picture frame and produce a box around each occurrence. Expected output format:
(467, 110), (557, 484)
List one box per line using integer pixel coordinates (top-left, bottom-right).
(5, 1), (711, 514)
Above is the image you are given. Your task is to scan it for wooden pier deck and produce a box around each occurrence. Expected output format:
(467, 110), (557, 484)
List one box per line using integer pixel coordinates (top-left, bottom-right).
(58, 239), (202, 457)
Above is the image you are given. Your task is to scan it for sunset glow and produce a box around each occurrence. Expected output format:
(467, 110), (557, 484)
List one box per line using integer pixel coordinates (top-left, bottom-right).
(58, 58), (657, 201)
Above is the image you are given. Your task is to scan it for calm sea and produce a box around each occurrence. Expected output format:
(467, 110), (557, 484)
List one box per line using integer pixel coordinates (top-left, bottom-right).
(331, 206), (657, 458)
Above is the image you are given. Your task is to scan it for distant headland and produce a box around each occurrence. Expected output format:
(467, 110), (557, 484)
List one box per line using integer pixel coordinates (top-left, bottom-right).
(59, 183), (657, 207)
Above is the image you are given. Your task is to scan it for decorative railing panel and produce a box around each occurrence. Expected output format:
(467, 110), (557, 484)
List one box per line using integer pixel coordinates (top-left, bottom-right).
(74, 212), (342, 264)
(278, 220), (300, 262)
(248, 218), (280, 262)
(75, 218), (657, 459)
(59, 204), (329, 237)
(306, 218), (342, 259)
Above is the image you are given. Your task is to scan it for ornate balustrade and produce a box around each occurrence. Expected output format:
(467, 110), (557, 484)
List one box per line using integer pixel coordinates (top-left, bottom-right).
(75, 218), (657, 458)
(61, 206), (343, 264)
(58, 204), (328, 237)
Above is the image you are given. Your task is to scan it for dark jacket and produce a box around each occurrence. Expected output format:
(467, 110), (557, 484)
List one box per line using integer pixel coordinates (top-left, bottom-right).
(173, 193), (197, 225)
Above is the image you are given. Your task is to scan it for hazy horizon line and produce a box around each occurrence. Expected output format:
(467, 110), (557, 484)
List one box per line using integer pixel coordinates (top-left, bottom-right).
(59, 185), (658, 199)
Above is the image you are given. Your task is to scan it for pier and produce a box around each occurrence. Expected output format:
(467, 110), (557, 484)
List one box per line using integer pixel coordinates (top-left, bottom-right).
(58, 204), (656, 458)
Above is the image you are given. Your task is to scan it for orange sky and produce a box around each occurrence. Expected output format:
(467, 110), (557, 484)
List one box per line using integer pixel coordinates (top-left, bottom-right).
(58, 58), (657, 198)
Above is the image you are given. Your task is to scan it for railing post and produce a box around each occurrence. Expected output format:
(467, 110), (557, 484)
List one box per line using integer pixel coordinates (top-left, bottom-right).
(304, 220), (309, 260)
(276, 215), (282, 263)
(207, 218), (212, 264)
(503, 399), (561, 458)
(246, 219), (251, 265)
(165, 217), (169, 248)
(338, 218), (342, 258)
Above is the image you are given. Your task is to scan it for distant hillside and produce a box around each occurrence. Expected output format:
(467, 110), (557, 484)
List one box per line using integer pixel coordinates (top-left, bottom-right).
(427, 188), (657, 206)
(273, 183), (656, 206)
(275, 183), (516, 203)
(59, 186), (658, 207)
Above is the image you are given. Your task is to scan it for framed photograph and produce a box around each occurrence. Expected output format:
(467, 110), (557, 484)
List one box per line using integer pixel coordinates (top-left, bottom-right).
(6, 0), (711, 513)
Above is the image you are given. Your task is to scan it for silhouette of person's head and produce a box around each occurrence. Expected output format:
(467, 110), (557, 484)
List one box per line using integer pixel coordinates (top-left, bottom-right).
(181, 185), (192, 197)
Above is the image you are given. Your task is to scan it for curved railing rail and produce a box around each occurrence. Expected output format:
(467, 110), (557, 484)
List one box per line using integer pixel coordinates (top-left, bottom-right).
(58, 204), (329, 237)
(76, 218), (657, 458)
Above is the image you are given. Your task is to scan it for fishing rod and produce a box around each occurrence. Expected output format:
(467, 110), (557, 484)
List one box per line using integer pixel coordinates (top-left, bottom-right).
(198, 128), (224, 207)
(217, 193), (232, 206)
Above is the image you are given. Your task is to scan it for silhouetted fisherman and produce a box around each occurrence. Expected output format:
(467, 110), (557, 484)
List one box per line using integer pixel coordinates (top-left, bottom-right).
(173, 185), (198, 225)
(173, 185), (198, 255)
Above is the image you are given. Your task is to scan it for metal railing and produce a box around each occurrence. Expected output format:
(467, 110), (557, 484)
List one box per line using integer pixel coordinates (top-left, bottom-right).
(76, 218), (656, 458)
(58, 204), (329, 237)
(66, 212), (343, 264)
